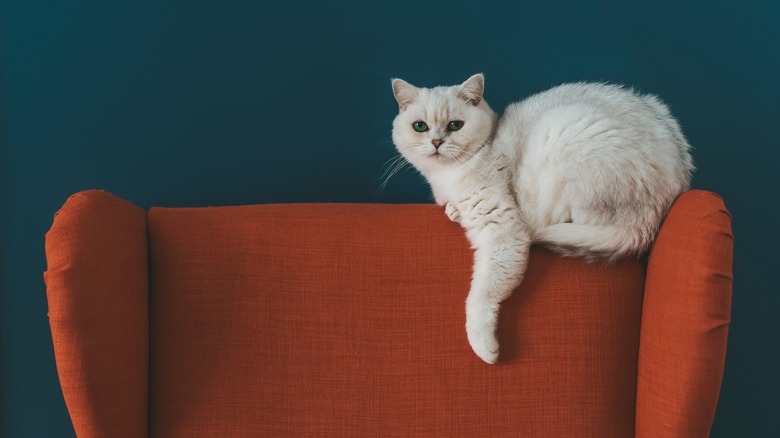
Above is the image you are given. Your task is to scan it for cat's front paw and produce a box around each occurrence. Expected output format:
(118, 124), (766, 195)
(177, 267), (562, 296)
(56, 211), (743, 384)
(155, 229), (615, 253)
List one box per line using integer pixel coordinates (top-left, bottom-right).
(445, 202), (461, 223)
(466, 302), (500, 364)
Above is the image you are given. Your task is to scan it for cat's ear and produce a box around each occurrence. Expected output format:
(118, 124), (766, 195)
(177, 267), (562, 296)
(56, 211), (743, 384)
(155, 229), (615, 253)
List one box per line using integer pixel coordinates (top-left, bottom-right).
(392, 79), (419, 111)
(458, 73), (485, 106)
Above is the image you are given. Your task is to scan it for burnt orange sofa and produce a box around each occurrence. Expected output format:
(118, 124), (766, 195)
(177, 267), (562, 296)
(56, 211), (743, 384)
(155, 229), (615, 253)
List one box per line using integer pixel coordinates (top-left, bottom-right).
(44, 189), (733, 437)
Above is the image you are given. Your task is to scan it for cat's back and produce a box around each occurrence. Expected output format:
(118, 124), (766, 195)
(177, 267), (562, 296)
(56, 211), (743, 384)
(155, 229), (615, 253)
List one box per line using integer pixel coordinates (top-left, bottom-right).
(499, 82), (658, 137)
(496, 82), (693, 233)
(522, 82), (643, 109)
(496, 82), (690, 168)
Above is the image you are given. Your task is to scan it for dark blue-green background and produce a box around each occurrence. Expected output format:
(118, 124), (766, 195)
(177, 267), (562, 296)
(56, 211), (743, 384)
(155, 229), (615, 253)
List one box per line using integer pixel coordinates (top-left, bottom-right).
(2, 0), (778, 436)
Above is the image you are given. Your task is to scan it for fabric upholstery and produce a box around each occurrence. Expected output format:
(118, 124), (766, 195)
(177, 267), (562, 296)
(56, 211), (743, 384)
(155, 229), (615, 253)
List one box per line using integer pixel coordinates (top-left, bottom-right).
(147, 203), (645, 437)
(44, 190), (149, 437)
(636, 191), (733, 437)
(43, 189), (732, 437)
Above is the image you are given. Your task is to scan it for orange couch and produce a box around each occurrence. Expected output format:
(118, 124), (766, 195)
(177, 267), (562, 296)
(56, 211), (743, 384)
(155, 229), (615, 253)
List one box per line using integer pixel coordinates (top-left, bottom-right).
(44, 189), (733, 437)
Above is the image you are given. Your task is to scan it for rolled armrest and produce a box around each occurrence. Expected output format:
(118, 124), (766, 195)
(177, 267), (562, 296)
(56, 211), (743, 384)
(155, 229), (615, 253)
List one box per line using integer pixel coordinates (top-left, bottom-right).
(44, 190), (149, 437)
(636, 190), (733, 437)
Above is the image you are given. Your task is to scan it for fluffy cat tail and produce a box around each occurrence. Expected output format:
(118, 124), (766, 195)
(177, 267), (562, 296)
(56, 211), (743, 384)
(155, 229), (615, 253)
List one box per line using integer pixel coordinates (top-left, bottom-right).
(536, 223), (651, 262)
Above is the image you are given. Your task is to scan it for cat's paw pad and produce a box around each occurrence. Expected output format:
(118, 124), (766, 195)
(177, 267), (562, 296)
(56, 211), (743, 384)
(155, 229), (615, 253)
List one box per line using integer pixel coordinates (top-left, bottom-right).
(445, 203), (461, 223)
(466, 306), (500, 364)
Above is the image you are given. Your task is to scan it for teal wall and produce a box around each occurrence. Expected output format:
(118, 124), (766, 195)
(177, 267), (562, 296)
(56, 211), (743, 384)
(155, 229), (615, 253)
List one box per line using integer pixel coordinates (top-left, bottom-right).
(2, 0), (778, 436)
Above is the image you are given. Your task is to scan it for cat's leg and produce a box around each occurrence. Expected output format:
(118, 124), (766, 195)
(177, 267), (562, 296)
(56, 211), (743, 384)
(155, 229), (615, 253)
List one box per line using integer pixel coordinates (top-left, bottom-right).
(445, 202), (461, 223)
(465, 224), (531, 364)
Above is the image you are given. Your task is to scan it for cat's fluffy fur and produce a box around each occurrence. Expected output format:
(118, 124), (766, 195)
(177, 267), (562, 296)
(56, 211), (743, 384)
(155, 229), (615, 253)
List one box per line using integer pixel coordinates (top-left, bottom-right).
(391, 74), (693, 364)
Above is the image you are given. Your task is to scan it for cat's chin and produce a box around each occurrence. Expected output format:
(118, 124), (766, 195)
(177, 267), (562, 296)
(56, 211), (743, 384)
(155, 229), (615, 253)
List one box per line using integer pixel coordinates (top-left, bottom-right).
(400, 146), (475, 174)
(437, 149), (481, 167)
(416, 154), (459, 170)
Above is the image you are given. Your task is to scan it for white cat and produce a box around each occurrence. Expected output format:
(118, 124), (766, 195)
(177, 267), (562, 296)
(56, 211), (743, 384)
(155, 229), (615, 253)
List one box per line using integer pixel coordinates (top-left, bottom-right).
(390, 74), (693, 364)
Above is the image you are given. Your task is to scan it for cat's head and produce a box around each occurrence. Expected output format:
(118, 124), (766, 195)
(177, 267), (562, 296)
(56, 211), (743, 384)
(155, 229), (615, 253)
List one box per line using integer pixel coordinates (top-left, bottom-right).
(391, 74), (497, 173)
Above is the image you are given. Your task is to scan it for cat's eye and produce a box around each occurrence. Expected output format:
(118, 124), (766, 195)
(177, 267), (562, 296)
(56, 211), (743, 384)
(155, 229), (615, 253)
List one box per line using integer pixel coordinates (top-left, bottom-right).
(412, 121), (429, 132)
(447, 120), (465, 131)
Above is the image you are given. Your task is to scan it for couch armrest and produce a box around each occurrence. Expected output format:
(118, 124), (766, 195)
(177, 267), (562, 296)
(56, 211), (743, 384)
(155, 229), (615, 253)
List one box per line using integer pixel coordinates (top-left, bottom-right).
(636, 190), (733, 437)
(44, 190), (149, 437)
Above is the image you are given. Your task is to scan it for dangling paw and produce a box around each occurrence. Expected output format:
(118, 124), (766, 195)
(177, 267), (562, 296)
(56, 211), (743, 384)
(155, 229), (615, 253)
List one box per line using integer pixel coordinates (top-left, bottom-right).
(445, 202), (461, 224)
(466, 302), (500, 364)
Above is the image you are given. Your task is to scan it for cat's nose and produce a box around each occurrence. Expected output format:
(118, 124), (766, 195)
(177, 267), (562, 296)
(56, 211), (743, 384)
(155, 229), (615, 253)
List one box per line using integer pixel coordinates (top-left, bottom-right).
(431, 138), (443, 148)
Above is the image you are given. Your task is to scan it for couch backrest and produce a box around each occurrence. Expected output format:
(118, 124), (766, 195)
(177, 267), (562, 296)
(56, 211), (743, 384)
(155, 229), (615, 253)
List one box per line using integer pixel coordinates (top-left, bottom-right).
(147, 203), (646, 437)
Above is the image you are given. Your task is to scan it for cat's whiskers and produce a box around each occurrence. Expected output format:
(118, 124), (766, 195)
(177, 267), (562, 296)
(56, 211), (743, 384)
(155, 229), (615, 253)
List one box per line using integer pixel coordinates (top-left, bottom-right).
(379, 153), (405, 175)
(379, 154), (406, 178)
(377, 154), (412, 193)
